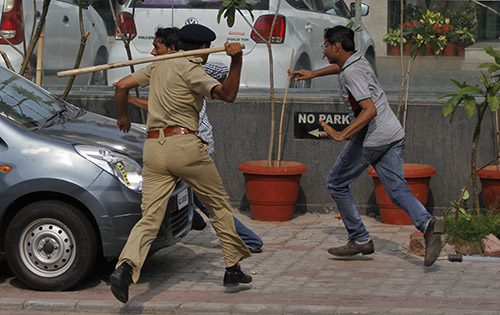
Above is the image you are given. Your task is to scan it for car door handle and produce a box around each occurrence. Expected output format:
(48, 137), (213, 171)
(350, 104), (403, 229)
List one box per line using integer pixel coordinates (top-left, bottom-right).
(305, 24), (313, 32)
(63, 15), (69, 24)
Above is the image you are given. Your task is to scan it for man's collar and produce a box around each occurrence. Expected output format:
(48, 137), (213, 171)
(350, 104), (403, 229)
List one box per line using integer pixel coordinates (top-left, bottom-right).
(340, 50), (362, 72)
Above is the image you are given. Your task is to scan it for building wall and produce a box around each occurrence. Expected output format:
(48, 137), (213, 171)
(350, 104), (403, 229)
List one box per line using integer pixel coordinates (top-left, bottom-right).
(362, 0), (389, 57)
(63, 90), (497, 218)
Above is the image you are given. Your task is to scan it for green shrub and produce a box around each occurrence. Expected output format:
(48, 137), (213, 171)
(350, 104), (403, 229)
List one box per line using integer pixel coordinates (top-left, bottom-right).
(444, 208), (500, 243)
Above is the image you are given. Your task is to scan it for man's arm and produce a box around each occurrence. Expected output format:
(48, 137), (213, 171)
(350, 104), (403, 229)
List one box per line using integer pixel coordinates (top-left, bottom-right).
(211, 42), (242, 102)
(127, 94), (149, 110)
(320, 98), (377, 142)
(289, 64), (341, 81)
(115, 75), (140, 133)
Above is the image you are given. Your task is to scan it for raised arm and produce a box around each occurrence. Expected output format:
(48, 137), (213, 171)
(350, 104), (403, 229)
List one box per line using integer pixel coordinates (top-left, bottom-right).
(211, 42), (242, 102)
(115, 75), (140, 133)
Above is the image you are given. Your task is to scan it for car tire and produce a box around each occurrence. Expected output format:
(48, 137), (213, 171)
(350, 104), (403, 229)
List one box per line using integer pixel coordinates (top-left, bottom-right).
(90, 48), (108, 85)
(5, 200), (97, 291)
(289, 56), (312, 89)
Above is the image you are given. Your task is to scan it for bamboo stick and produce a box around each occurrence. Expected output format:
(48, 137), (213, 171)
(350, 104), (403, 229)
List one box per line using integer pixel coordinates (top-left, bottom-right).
(57, 44), (245, 77)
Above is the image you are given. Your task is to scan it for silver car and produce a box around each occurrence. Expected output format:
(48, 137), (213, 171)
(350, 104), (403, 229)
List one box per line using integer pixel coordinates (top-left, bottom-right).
(106, 0), (376, 89)
(0, 66), (193, 290)
(0, 0), (109, 85)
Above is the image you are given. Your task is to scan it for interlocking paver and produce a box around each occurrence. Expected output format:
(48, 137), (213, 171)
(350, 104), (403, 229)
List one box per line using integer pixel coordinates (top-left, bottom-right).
(1, 211), (499, 314)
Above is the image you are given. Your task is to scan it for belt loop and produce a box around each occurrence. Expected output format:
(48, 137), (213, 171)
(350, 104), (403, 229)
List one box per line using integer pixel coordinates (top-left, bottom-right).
(159, 128), (166, 145)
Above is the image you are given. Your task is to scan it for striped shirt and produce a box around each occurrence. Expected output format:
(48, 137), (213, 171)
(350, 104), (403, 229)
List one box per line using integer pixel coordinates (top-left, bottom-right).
(200, 62), (228, 154)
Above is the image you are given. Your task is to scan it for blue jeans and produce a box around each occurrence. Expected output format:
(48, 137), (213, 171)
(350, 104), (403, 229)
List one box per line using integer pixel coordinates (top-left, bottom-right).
(193, 194), (263, 249)
(327, 138), (432, 242)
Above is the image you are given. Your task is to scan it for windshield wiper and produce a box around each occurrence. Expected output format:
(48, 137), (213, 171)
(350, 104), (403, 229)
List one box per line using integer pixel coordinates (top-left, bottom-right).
(41, 109), (67, 128)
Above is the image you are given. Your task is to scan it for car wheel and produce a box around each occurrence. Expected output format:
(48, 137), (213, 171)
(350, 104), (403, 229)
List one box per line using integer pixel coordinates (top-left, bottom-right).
(289, 57), (312, 89)
(5, 200), (97, 291)
(90, 49), (108, 85)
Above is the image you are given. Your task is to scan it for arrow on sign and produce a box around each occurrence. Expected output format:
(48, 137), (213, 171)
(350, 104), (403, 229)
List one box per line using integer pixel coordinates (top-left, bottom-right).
(308, 129), (327, 138)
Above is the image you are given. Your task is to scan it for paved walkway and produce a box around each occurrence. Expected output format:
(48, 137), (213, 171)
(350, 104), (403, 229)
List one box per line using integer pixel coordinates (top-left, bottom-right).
(1, 211), (500, 314)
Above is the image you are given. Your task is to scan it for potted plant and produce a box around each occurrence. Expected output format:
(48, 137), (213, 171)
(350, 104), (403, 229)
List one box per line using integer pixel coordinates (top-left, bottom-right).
(448, 1), (477, 56)
(403, 10), (447, 57)
(439, 46), (500, 216)
(218, 0), (307, 221)
(454, 27), (476, 57)
(383, 27), (407, 56)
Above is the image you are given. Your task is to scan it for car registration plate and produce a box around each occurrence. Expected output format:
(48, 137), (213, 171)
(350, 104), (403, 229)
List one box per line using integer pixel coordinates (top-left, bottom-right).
(177, 188), (189, 210)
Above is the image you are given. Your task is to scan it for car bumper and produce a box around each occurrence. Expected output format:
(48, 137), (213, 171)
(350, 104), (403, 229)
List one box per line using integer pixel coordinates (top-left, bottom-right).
(84, 171), (193, 259)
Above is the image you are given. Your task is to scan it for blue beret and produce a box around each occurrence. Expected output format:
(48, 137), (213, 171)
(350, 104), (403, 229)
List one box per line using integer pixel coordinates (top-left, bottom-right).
(178, 24), (216, 43)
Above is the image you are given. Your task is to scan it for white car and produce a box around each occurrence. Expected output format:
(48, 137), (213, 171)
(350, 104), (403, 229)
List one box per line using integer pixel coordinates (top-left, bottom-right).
(0, 0), (109, 85)
(106, 0), (376, 89)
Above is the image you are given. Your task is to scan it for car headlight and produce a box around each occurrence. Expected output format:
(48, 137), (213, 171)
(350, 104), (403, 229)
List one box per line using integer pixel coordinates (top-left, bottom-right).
(74, 144), (142, 192)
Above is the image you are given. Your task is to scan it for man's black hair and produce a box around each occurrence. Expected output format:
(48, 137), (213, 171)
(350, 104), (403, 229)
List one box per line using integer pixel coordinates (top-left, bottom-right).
(178, 41), (210, 51)
(324, 25), (355, 52)
(155, 27), (180, 50)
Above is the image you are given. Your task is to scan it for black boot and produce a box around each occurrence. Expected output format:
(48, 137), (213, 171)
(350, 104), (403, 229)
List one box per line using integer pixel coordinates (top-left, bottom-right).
(223, 263), (252, 287)
(110, 260), (132, 303)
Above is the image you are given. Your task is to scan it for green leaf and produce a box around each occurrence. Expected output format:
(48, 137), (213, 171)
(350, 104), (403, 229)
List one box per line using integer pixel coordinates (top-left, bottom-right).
(441, 99), (454, 117)
(478, 73), (490, 88)
(488, 96), (499, 112)
(457, 86), (483, 95)
(429, 41), (440, 54)
(410, 44), (419, 58)
(464, 95), (476, 118)
(217, 7), (225, 24)
(221, 0), (231, 7)
(441, 95), (462, 117)
(346, 21), (354, 29)
(463, 190), (470, 200)
(450, 78), (465, 89)
(478, 62), (500, 74)
(492, 80), (500, 96)
(419, 44), (428, 56)
(226, 6), (235, 27)
(484, 46), (500, 60)
(438, 92), (458, 99)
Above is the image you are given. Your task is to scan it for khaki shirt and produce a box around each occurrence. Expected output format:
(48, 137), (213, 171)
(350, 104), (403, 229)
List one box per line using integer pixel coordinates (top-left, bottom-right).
(132, 52), (220, 132)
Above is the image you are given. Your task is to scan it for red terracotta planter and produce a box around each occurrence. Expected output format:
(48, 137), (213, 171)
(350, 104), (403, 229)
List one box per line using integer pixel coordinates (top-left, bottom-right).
(368, 163), (436, 225)
(238, 160), (307, 222)
(476, 165), (500, 211)
(390, 45), (400, 56)
(442, 42), (457, 56)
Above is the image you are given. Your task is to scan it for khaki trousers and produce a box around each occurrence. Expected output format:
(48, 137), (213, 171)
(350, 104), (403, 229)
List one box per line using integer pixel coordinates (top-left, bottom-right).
(117, 134), (250, 284)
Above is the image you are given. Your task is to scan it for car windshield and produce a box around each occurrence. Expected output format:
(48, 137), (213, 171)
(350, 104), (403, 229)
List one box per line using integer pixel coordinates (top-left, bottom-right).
(0, 67), (82, 130)
(135, 0), (268, 10)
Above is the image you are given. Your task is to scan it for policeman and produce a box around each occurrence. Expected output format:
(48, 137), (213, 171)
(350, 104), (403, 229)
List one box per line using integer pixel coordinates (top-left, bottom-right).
(110, 24), (252, 303)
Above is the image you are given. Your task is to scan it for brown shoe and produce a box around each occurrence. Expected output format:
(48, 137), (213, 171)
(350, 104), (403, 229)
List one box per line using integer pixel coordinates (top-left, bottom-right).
(423, 218), (444, 267)
(328, 239), (374, 257)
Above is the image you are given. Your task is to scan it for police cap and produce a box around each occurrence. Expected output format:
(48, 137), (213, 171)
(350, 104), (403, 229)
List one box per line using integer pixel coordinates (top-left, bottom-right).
(178, 24), (216, 43)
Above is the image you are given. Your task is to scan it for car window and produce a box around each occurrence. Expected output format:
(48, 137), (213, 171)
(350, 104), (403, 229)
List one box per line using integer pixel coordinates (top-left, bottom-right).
(286, 0), (325, 13)
(0, 69), (65, 129)
(135, 0), (269, 10)
(322, 0), (350, 17)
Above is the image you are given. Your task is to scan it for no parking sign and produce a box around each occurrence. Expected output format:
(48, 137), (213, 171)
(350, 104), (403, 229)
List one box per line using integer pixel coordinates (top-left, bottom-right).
(294, 112), (350, 139)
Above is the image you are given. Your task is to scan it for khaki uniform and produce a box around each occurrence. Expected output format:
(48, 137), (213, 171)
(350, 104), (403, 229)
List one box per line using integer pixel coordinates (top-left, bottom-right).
(117, 53), (251, 284)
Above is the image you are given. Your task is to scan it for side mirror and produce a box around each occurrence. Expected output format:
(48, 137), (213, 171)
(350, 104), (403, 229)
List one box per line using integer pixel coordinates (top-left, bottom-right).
(350, 2), (369, 17)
